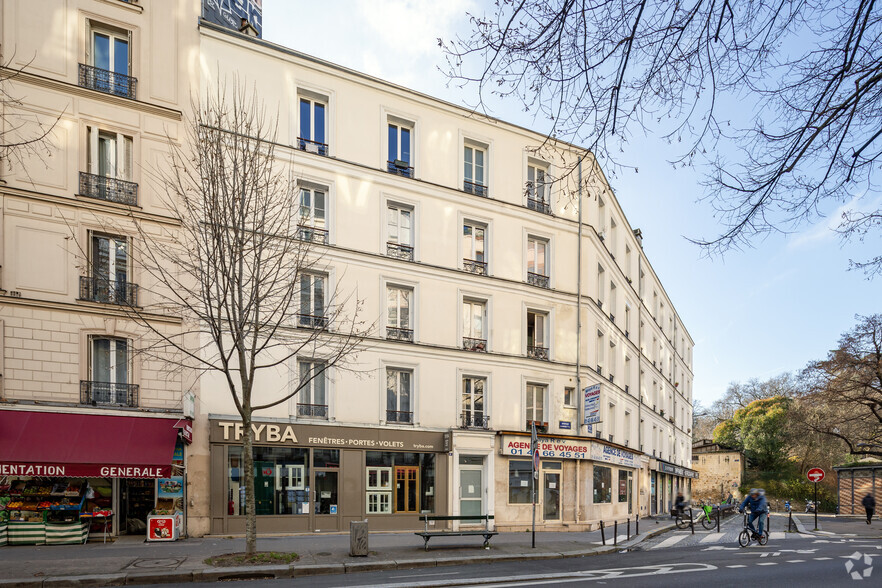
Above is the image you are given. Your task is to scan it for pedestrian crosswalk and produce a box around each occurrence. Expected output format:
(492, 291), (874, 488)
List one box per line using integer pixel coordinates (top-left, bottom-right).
(652, 535), (688, 549)
(647, 527), (813, 550)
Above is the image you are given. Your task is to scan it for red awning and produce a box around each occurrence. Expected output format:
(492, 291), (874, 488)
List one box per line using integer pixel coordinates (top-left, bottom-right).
(0, 410), (180, 478)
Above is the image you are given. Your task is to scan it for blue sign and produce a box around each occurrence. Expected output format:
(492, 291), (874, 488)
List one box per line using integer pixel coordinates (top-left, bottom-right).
(202, 0), (263, 37)
(330, 505), (337, 514)
(583, 384), (601, 425)
(157, 477), (184, 498)
(559, 421), (571, 430)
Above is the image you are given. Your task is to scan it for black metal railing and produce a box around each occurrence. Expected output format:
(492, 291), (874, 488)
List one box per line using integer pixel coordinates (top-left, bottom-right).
(386, 241), (414, 261)
(296, 224), (329, 244)
(78, 63), (137, 99)
(79, 275), (139, 306)
(386, 410), (413, 424)
(297, 403), (328, 419)
(463, 180), (488, 197)
(463, 258), (487, 275)
(527, 197), (552, 215)
(462, 337), (487, 352)
(297, 313), (329, 329)
(460, 412), (490, 430)
(297, 137), (329, 156)
(527, 272), (549, 288)
(527, 345), (549, 360)
(386, 326), (414, 342)
(386, 160), (414, 178)
(80, 380), (138, 407)
(79, 172), (138, 206)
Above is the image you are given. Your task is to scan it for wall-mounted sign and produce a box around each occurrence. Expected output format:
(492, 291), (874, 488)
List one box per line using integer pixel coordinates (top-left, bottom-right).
(559, 421), (571, 430)
(501, 435), (590, 460)
(202, 0), (262, 37)
(590, 443), (636, 468)
(157, 477), (184, 498)
(656, 461), (700, 479)
(583, 384), (601, 425)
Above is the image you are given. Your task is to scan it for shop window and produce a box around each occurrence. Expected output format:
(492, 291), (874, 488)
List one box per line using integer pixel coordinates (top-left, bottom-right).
(228, 446), (309, 516)
(618, 469), (630, 503)
(367, 491), (392, 514)
(313, 448), (339, 468)
(366, 452), (434, 513)
(509, 460), (532, 504)
(395, 466), (419, 513)
(593, 465), (612, 503)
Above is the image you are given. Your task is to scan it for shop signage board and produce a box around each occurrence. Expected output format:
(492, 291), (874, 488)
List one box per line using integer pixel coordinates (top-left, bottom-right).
(656, 461), (700, 479)
(590, 443), (636, 468)
(0, 463), (170, 478)
(583, 384), (601, 425)
(501, 435), (591, 460)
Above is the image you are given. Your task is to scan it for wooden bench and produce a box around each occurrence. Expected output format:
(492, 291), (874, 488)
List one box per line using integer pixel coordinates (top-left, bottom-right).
(415, 514), (497, 551)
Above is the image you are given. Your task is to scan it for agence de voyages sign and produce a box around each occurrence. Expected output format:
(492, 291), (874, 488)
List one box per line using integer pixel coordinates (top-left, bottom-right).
(500, 435), (636, 468)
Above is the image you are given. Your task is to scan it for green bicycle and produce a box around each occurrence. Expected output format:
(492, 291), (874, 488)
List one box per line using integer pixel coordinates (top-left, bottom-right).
(674, 503), (717, 530)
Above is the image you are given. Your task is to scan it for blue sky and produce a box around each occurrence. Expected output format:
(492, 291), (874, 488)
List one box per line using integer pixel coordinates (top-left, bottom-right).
(261, 1), (880, 407)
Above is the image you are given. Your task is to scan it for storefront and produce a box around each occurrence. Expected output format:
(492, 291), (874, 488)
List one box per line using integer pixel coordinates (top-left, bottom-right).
(208, 419), (449, 534)
(651, 459), (699, 515)
(495, 432), (640, 531)
(0, 410), (187, 544)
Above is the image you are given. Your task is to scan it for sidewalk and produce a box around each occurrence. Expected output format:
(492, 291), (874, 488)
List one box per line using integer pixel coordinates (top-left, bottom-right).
(790, 513), (882, 539)
(0, 520), (677, 587)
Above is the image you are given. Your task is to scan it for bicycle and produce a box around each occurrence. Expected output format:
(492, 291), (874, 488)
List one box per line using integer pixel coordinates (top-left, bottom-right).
(738, 510), (769, 547)
(674, 503), (717, 530)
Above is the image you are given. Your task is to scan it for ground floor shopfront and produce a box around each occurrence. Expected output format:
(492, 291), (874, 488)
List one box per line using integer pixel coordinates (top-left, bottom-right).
(494, 432), (639, 531)
(0, 409), (188, 543)
(648, 459), (698, 516)
(835, 464), (882, 515)
(207, 419), (449, 533)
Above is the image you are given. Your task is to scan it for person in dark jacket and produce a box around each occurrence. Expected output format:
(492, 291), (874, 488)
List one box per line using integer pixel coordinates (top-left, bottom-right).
(739, 488), (768, 539)
(862, 493), (876, 524)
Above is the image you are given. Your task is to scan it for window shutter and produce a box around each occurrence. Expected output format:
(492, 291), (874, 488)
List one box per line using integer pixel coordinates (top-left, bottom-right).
(115, 133), (126, 180)
(88, 126), (98, 174)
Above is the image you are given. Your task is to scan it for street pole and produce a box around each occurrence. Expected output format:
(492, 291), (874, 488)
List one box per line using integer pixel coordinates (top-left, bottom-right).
(814, 482), (818, 531)
(531, 421), (538, 548)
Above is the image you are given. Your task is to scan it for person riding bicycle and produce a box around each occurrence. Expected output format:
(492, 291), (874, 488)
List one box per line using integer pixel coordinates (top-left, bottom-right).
(739, 488), (768, 540)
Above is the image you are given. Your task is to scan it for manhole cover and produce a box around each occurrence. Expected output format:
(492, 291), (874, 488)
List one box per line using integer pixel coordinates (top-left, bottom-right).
(125, 557), (186, 570)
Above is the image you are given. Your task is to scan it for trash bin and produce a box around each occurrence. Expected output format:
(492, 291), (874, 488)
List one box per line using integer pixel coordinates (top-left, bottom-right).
(350, 520), (368, 557)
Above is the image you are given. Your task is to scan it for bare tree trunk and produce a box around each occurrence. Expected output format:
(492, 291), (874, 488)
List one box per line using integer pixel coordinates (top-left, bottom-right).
(242, 413), (257, 555)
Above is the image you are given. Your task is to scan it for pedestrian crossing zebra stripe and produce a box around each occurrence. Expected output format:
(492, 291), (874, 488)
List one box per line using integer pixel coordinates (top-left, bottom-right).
(652, 535), (688, 549)
(699, 532), (726, 543)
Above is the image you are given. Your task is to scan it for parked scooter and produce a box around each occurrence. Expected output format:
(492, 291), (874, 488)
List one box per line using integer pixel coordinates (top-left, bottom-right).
(805, 500), (816, 513)
(784, 500), (791, 513)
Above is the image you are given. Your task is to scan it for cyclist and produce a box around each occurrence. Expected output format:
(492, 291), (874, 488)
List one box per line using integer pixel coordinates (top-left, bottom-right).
(738, 488), (768, 540)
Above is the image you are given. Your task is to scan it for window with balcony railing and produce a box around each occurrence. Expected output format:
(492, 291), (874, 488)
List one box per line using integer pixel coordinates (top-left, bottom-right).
(527, 311), (548, 360)
(527, 237), (549, 288)
(386, 241), (414, 261)
(296, 360), (327, 419)
(79, 172), (138, 205)
(85, 335), (135, 407)
(460, 412), (490, 430)
(298, 274), (327, 329)
(386, 368), (413, 424)
(464, 144), (487, 196)
(387, 122), (413, 177)
(386, 326), (414, 342)
(79, 275), (138, 306)
(82, 234), (137, 306)
(298, 96), (328, 155)
(387, 204), (414, 260)
(80, 380), (138, 407)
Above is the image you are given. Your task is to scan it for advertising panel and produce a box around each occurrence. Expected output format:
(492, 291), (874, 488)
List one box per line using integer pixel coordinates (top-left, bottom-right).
(202, 0), (263, 37)
(583, 384), (601, 425)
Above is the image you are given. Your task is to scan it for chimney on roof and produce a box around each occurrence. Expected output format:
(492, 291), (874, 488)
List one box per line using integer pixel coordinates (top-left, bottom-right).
(239, 17), (258, 37)
(632, 228), (643, 247)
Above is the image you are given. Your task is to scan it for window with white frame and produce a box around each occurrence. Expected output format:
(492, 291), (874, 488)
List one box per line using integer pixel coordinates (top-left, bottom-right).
(297, 185), (328, 243)
(462, 221), (487, 275)
(596, 330), (605, 374)
(597, 265), (605, 307)
(526, 310), (548, 360)
(607, 402), (616, 441)
(526, 163), (550, 213)
(84, 22), (133, 98)
(624, 355), (632, 393)
(386, 203), (414, 261)
(386, 368), (413, 424)
(462, 299), (487, 351)
(461, 376), (487, 428)
(386, 285), (413, 342)
(598, 197), (607, 237)
(527, 236), (549, 288)
(463, 143), (487, 196)
(86, 335), (134, 406)
(295, 360), (327, 419)
(298, 273), (327, 328)
(624, 304), (631, 338)
(608, 340), (617, 382)
(609, 282), (617, 321)
(624, 411), (631, 447)
(298, 95), (327, 155)
(84, 127), (136, 205)
(387, 122), (413, 177)
(85, 233), (134, 306)
(564, 387), (576, 408)
(366, 466), (393, 513)
(609, 218), (618, 257)
(526, 383), (546, 428)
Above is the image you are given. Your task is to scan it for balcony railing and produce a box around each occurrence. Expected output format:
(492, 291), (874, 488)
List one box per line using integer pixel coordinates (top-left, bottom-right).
(386, 410), (413, 424)
(527, 196), (552, 215)
(386, 326), (414, 342)
(527, 272), (549, 288)
(460, 412), (490, 430)
(78, 63), (137, 99)
(79, 172), (138, 206)
(297, 137), (329, 156)
(80, 380), (138, 407)
(296, 224), (329, 245)
(463, 180), (488, 197)
(79, 275), (139, 306)
(297, 403), (328, 419)
(386, 160), (414, 178)
(462, 337), (487, 352)
(463, 258), (487, 275)
(297, 313), (329, 329)
(527, 345), (549, 360)
(386, 241), (414, 261)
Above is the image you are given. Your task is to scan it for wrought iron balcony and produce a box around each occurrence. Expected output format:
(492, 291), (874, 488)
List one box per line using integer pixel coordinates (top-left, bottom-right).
(297, 137), (329, 156)
(386, 241), (414, 261)
(527, 345), (549, 360)
(80, 380), (138, 407)
(460, 412), (490, 430)
(463, 258), (487, 275)
(386, 410), (413, 424)
(296, 224), (329, 244)
(79, 275), (139, 306)
(463, 180), (488, 197)
(386, 160), (414, 178)
(527, 271), (549, 288)
(79, 172), (138, 206)
(297, 313), (329, 329)
(527, 196), (552, 215)
(386, 326), (414, 342)
(297, 403), (328, 419)
(78, 63), (137, 99)
(462, 337), (487, 352)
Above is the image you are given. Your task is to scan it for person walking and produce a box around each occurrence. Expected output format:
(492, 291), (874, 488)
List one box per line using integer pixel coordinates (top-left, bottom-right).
(862, 493), (876, 524)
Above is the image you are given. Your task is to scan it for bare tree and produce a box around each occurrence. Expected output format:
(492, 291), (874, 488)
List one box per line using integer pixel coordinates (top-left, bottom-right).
(87, 80), (369, 555)
(444, 1), (882, 274)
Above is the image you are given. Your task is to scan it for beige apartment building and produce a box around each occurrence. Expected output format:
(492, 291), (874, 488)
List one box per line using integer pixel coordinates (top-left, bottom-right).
(0, 0), (694, 541)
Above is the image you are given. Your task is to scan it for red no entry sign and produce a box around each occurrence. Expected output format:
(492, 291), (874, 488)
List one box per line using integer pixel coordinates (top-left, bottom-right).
(807, 467), (825, 483)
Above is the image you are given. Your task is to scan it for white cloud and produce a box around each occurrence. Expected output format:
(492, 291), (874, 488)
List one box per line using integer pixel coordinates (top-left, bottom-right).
(787, 192), (881, 250)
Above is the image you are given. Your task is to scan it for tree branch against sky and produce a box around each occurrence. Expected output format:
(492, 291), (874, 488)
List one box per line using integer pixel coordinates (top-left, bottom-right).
(443, 1), (882, 274)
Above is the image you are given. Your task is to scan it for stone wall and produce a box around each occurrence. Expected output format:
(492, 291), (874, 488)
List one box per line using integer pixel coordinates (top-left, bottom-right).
(691, 450), (743, 502)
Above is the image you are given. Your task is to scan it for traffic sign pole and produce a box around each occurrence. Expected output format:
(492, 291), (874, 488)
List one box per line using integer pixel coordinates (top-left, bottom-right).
(806, 468), (825, 531)
(814, 482), (818, 531)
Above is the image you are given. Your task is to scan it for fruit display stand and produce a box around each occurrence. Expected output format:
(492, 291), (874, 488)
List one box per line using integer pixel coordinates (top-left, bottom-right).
(2, 481), (87, 545)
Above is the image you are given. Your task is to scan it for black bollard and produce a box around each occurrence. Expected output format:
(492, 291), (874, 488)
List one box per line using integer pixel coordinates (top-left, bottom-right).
(600, 520), (606, 545)
(717, 505), (721, 533)
(690, 508), (695, 534)
(614, 520), (618, 545)
(627, 517), (631, 540)
(636, 514), (639, 535)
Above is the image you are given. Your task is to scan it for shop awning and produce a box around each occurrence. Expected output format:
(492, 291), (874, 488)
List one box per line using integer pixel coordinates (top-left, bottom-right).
(0, 410), (180, 478)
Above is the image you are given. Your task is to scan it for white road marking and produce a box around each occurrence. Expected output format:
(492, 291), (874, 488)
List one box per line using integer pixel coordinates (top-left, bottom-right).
(769, 532), (786, 540)
(592, 534), (630, 545)
(757, 562), (778, 566)
(814, 557), (833, 560)
(652, 535), (688, 549)
(700, 533), (726, 543)
(389, 571), (461, 578)
(786, 560), (806, 563)
(726, 565), (747, 568)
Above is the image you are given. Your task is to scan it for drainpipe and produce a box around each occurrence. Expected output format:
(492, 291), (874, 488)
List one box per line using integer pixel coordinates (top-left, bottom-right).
(637, 251), (644, 515)
(575, 157), (584, 525)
